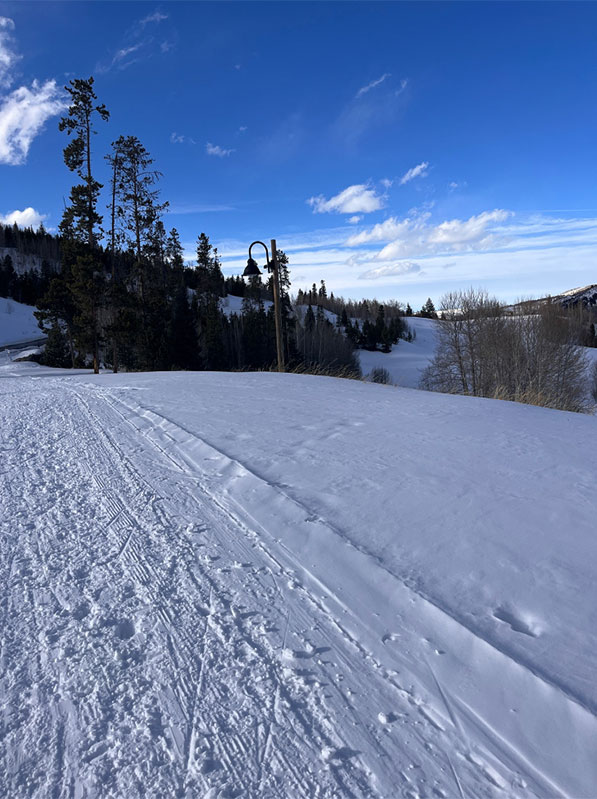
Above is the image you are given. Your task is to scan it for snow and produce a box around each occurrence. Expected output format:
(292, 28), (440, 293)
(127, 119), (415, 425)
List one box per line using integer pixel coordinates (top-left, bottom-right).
(359, 316), (438, 387)
(220, 294), (273, 316)
(0, 296), (43, 346)
(1, 367), (596, 798)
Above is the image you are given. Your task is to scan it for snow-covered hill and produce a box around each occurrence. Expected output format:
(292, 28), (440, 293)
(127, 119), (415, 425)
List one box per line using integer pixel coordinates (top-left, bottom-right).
(1, 368), (596, 798)
(0, 296), (42, 347)
(359, 316), (438, 387)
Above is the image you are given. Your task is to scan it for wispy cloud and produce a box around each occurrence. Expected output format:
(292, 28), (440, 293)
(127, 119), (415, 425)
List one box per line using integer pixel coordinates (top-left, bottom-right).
(333, 76), (409, 149)
(400, 161), (429, 185)
(0, 17), (19, 89)
(170, 132), (195, 145)
(140, 11), (168, 26)
(206, 142), (235, 157)
(308, 184), (385, 215)
(97, 8), (171, 73)
(348, 215), (362, 224)
(356, 72), (391, 98)
(239, 125), (247, 133)
(395, 78), (408, 96)
(358, 261), (421, 280)
(169, 202), (235, 214)
(0, 206), (46, 227)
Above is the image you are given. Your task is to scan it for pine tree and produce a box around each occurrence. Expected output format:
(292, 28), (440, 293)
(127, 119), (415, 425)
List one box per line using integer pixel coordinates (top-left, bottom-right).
(58, 77), (109, 247)
(41, 321), (70, 367)
(57, 77), (110, 373)
(420, 297), (437, 318)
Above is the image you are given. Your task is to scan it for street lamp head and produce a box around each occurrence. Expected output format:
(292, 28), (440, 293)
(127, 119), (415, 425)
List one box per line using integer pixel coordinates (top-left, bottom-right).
(243, 257), (261, 277)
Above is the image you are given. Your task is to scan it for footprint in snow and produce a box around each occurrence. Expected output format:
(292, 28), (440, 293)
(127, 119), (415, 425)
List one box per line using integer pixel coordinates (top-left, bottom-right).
(493, 606), (541, 637)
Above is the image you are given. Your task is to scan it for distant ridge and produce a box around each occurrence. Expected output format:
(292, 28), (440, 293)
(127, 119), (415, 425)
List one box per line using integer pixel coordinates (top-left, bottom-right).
(505, 284), (597, 314)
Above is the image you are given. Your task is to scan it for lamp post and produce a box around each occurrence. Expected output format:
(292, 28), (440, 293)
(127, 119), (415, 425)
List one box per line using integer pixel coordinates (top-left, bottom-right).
(243, 239), (285, 372)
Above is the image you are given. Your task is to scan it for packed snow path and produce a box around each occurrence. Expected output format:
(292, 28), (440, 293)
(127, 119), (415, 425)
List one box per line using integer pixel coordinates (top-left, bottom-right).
(1, 375), (596, 798)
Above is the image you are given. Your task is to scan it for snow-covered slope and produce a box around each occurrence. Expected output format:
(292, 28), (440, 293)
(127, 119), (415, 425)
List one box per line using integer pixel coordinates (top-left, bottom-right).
(1, 370), (596, 798)
(359, 316), (438, 387)
(0, 296), (42, 346)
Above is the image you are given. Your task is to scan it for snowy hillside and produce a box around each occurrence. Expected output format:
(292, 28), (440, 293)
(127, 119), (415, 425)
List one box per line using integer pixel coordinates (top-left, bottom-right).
(359, 316), (438, 387)
(1, 368), (596, 798)
(0, 296), (42, 346)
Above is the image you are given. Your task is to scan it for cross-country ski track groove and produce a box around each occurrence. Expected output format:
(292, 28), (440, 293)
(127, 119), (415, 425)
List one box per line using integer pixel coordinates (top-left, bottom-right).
(1, 377), (595, 798)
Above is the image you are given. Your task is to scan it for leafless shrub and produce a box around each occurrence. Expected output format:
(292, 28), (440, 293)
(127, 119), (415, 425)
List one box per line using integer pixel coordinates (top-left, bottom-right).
(370, 367), (391, 385)
(420, 288), (591, 412)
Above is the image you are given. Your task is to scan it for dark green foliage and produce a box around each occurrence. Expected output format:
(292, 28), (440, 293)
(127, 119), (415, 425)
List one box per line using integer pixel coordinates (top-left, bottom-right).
(41, 321), (70, 368)
(420, 297), (438, 318)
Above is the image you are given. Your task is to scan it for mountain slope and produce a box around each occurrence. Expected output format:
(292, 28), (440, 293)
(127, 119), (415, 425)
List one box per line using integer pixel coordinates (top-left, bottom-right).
(0, 296), (42, 347)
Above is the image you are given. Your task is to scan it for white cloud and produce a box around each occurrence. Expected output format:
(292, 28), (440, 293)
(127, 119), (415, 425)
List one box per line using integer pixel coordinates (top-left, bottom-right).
(206, 142), (235, 157)
(0, 206), (46, 227)
(395, 78), (408, 96)
(356, 73), (391, 98)
(400, 161), (429, 185)
(347, 215), (362, 224)
(371, 209), (512, 260)
(381, 178), (393, 189)
(346, 214), (430, 246)
(140, 11), (168, 26)
(359, 261), (421, 280)
(170, 132), (195, 145)
(239, 125), (247, 132)
(427, 209), (511, 246)
(308, 184), (385, 215)
(102, 41), (144, 72)
(0, 80), (66, 165)
(0, 17), (19, 89)
(98, 9), (170, 73)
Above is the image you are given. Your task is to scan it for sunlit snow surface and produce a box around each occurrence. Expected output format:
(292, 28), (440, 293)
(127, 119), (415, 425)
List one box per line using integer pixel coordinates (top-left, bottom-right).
(1, 367), (596, 798)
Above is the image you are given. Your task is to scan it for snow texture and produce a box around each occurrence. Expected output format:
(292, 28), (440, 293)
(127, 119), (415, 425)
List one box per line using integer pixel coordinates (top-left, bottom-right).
(1, 367), (596, 798)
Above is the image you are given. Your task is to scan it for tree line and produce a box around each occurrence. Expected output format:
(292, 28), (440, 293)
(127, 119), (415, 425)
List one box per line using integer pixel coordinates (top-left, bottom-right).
(25, 77), (360, 376)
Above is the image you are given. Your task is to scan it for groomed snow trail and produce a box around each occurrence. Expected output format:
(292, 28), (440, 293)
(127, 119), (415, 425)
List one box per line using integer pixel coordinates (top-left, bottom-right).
(1, 376), (594, 798)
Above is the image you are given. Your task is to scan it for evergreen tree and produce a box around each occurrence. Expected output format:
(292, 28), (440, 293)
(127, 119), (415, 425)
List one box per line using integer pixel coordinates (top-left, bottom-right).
(58, 77), (109, 247)
(420, 297), (437, 318)
(58, 77), (109, 373)
(41, 321), (70, 368)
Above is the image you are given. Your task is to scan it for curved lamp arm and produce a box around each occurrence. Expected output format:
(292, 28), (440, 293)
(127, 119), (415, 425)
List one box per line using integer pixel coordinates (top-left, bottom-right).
(248, 240), (270, 269)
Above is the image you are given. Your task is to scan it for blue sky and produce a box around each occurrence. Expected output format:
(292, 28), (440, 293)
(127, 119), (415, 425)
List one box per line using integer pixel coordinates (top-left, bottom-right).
(1, 1), (596, 307)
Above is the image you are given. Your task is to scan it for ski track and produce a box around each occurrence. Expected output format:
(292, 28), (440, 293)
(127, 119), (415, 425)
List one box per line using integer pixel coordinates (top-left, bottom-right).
(0, 377), (578, 798)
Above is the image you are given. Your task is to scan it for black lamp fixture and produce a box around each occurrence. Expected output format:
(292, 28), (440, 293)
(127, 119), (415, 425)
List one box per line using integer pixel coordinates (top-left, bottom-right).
(243, 257), (261, 277)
